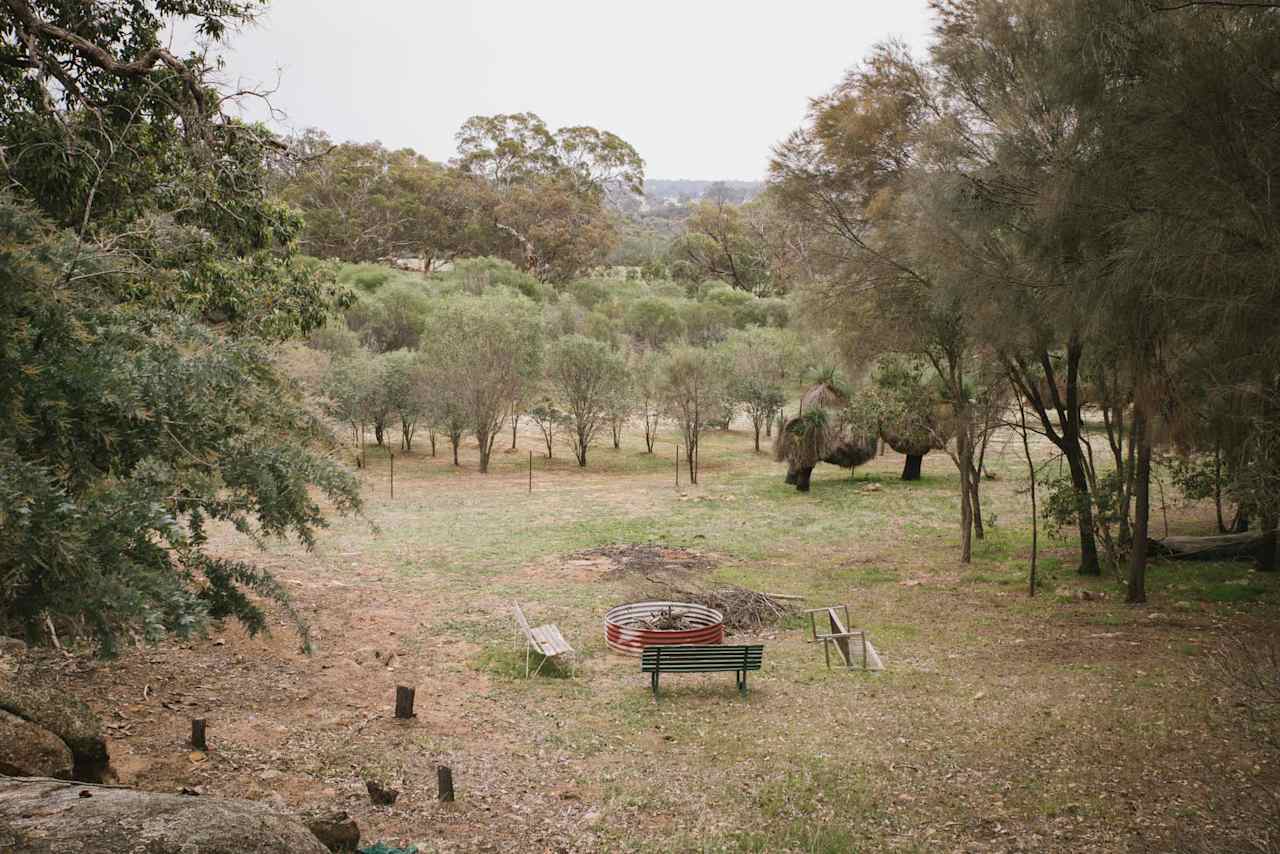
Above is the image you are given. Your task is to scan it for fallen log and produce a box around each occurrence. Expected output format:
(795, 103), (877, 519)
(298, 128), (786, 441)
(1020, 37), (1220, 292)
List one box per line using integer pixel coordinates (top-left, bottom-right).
(1149, 531), (1275, 562)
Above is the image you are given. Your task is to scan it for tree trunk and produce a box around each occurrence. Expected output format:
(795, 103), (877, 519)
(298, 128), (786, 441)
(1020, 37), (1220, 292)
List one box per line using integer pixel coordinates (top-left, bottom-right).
(970, 473), (985, 541)
(958, 429), (973, 564)
(753, 420), (762, 453)
(429, 430), (437, 457)
(374, 419), (385, 447)
(451, 436), (460, 466)
(1066, 447), (1102, 575)
(1214, 444), (1228, 534)
(1127, 408), (1151, 603)
(795, 466), (812, 492)
(1006, 343), (1101, 575)
(1258, 513), (1278, 572)
(1014, 385), (1038, 596)
(510, 409), (519, 450)
(901, 454), (923, 481)
(478, 429), (496, 473)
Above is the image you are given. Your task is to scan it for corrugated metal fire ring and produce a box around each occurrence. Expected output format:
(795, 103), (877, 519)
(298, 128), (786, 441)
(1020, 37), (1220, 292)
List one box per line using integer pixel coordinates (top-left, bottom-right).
(604, 601), (725, 655)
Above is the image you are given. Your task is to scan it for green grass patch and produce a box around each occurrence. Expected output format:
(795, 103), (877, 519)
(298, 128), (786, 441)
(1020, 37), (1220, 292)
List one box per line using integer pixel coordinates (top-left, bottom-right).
(469, 644), (573, 680)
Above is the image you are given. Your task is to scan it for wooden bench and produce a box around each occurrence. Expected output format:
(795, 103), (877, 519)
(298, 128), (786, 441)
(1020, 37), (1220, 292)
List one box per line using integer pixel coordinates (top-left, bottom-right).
(513, 604), (576, 678)
(640, 644), (764, 697)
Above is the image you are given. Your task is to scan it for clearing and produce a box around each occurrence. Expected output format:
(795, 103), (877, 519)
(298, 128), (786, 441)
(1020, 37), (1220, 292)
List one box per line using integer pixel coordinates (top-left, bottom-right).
(24, 424), (1280, 852)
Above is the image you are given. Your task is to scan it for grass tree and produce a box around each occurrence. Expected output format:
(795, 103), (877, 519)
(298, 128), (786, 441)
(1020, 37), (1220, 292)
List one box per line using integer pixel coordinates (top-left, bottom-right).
(421, 294), (543, 472)
(547, 334), (627, 466)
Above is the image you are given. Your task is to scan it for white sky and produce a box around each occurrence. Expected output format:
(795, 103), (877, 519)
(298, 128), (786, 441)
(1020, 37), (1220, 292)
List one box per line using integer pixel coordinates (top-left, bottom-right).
(188, 1), (935, 181)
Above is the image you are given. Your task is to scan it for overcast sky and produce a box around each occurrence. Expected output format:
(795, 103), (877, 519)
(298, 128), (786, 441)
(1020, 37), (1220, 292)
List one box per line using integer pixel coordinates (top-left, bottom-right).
(187, 1), (935, 181)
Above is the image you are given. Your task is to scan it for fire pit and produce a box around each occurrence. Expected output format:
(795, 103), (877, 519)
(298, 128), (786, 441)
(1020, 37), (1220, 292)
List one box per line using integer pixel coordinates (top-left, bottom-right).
(604, 601), (725, 655)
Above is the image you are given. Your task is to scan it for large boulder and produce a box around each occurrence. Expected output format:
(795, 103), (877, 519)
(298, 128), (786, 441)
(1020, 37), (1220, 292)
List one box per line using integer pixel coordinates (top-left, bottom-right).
(0, 777), (331, 854)
(0, 682), (108, 782)
(0, 710), (73, 779)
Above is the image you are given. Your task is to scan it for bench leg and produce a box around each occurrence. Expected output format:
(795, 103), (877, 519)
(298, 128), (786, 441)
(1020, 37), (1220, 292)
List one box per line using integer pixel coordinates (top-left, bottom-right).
(737, 670), (747, 694)
(651, 670), (659, 698)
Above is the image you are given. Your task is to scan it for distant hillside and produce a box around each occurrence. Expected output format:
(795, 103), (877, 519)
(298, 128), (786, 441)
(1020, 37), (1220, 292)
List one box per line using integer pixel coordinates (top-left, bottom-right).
(643, 179), (765, 205)
(608, 179), (766, 217)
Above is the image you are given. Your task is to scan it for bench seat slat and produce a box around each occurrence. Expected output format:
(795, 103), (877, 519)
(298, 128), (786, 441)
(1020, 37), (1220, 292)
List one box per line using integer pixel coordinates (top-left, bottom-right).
(530, 624), (574, 657)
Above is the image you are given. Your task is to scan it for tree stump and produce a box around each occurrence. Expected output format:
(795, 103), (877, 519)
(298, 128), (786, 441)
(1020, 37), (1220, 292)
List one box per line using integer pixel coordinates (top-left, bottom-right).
(437, 765), (454, 802)
(393, 686), (415, 719)
(190, 719), (207, 751)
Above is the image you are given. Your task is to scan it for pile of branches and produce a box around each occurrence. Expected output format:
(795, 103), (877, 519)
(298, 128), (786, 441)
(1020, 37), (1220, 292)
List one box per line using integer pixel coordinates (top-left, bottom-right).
(644, 576), (801, 633)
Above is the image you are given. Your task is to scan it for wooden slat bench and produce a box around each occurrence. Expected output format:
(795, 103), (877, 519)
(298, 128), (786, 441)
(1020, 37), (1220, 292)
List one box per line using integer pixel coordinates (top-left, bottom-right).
(513, 604), (576, 678)
(640, 644), (764, 697)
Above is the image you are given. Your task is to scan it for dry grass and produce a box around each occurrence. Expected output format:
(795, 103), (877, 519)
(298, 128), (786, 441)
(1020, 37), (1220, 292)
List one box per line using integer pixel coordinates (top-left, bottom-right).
(22, 420), (1280, 852)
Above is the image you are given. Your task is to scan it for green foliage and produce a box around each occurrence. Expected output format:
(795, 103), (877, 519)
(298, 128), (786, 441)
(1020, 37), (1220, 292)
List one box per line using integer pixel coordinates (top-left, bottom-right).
(546, 335), (627, 466)
(0, 199), (360, 651)
(440, 256), (548, 302)
(669, 200), (771, 293)
(624, 297), (685, 350)
(420, 293), (544, 472)
(345, 282), (433, 352)
(0, 3), (363, 650)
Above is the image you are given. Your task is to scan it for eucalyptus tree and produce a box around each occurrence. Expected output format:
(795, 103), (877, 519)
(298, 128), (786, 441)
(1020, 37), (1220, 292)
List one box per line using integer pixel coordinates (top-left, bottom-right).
(546, 335), (628, 466)
(633, 351), (665, 454)
(660, 346), (730, 485)
(420, 294), (544, 473)
(723, 327), (801, 452)
(670, 199), (771, 294)
(452, 112), (645, 281)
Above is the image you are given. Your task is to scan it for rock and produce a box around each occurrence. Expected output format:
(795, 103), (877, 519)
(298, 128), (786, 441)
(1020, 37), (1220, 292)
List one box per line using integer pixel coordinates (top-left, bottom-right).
(0, 637), (27, 656)
(365, 780), (399, 805)
(352, 647), (395, 667)
(0, 777), (330, 853)
(0, 710), (73, 779)
(304, 809), (361, 852)
(0, 682), (109, 782)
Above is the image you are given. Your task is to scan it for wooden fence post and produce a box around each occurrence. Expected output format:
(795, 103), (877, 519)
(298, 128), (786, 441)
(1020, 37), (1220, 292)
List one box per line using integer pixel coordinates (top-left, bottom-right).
(437, 765), (454, 802)
(190, 719), (207, 751)
(394, 685), (415, 719)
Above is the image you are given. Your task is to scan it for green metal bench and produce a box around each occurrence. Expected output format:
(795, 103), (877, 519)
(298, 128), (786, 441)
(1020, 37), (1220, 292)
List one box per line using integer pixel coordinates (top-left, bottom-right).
(640, 644), (764, 697)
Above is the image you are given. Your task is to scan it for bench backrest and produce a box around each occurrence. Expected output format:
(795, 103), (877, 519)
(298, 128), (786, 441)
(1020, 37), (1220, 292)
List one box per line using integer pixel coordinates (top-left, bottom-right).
(512, 604), (533, 639)
(641, 644), (764, 673)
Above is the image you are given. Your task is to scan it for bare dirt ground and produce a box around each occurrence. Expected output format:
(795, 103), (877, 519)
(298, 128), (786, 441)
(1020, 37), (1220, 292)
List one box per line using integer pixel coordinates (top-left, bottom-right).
(18, 424), (1280, 853)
